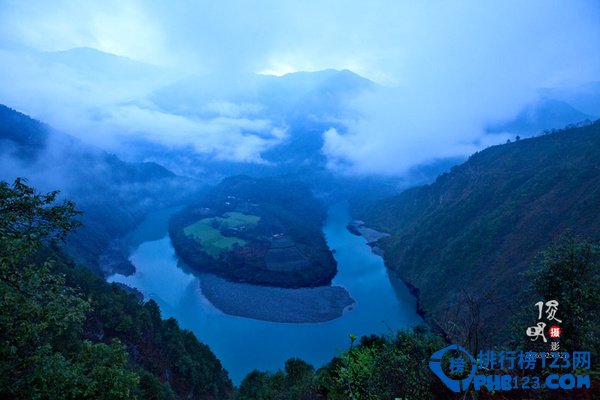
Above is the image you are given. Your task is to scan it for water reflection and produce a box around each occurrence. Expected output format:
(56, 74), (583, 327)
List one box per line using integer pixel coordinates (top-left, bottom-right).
(108, 203), (422, 383)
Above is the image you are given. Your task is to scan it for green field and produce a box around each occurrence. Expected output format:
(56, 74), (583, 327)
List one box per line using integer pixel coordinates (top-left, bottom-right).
(217, 212), (260, 228)
(183, 212), (260, 258)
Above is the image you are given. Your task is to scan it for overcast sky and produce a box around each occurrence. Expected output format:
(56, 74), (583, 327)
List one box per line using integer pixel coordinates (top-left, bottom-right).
(1, 1), (599, 174)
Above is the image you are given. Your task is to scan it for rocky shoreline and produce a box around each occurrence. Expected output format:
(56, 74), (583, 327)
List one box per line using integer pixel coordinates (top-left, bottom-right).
(346, 220), (389, 256)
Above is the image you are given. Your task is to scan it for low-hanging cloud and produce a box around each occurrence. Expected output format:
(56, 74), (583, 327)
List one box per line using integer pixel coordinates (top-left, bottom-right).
(0, 1), (599, 174)
(321, 2), (600, 175)
(0, 48), (288, 163)
(103, 104), (287, 163)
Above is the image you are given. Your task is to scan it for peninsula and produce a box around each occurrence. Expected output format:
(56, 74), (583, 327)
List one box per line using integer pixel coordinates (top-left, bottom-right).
(169, 175), (338, 288)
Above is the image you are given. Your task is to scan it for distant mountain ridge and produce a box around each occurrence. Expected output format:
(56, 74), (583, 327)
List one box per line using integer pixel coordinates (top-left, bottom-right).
(489, 97), (594, 136)
(142, 68), (375, 176)
(361, 120), (600, 341)
(42, 47), (161, 80)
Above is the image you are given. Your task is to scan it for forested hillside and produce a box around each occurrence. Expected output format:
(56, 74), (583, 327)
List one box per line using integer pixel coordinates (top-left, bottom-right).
(170, 175), (337, 287)
(3, 177), (596, 399)
(0, 104), (197, 274)
(0, 179), (232, 399)
(360, 120), (600, 343)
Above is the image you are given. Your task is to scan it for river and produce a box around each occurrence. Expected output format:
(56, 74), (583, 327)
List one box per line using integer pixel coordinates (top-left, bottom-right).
(108, 202), (422, 383)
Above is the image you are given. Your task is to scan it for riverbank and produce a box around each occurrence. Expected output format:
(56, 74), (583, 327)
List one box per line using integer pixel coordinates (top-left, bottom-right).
(108, 203), (422, 383)
(200, 274), (355, 323)
(346, 220), (389, 256)
(347, 220), (435, 332)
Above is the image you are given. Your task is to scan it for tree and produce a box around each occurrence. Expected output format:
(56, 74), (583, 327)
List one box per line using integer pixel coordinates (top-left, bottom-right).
(326, 327), (448, 400)
(136, 370), (175, 400)
(236, 370), (273, 399)
(284, 358), (315, 400)
(527, 235), (600, 357)
(0, 177), (81, 259)
(0, 178), (138, 399)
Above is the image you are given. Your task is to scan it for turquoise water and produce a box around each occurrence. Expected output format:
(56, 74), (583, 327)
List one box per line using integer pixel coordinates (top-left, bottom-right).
(108, 203), (422, 383)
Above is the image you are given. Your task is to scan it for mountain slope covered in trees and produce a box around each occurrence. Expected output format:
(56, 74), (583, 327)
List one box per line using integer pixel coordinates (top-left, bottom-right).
(3, 177), (596, 399)
(0, 179), (232, 399)
(0, 104), (197, 274)
(360, 120), (600, 342)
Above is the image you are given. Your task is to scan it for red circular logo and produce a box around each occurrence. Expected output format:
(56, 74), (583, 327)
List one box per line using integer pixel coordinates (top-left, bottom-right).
(548, 325), (561, 338)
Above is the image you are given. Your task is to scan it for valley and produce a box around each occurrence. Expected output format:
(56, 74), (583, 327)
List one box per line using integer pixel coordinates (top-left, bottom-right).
(2, 101), (599, 398)
(1, 6), (599, 396)
(108, 202), (422, 383)
(358, 120), (600, 345)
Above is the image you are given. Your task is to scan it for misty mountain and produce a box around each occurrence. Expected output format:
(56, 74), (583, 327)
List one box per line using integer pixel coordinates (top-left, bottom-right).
(42, 46), (163, 82)
(359, 120), (600, 342)
(540, 81), (600, 117)
(489, 97), (594, 136)
(151, 68), (373, 121)
(0, 104), (197, 273)
(256, 69), (374, 121)
(136, 68), (374, 176)
(0, 103), (50, 160)
(6, 45), (598, 185)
